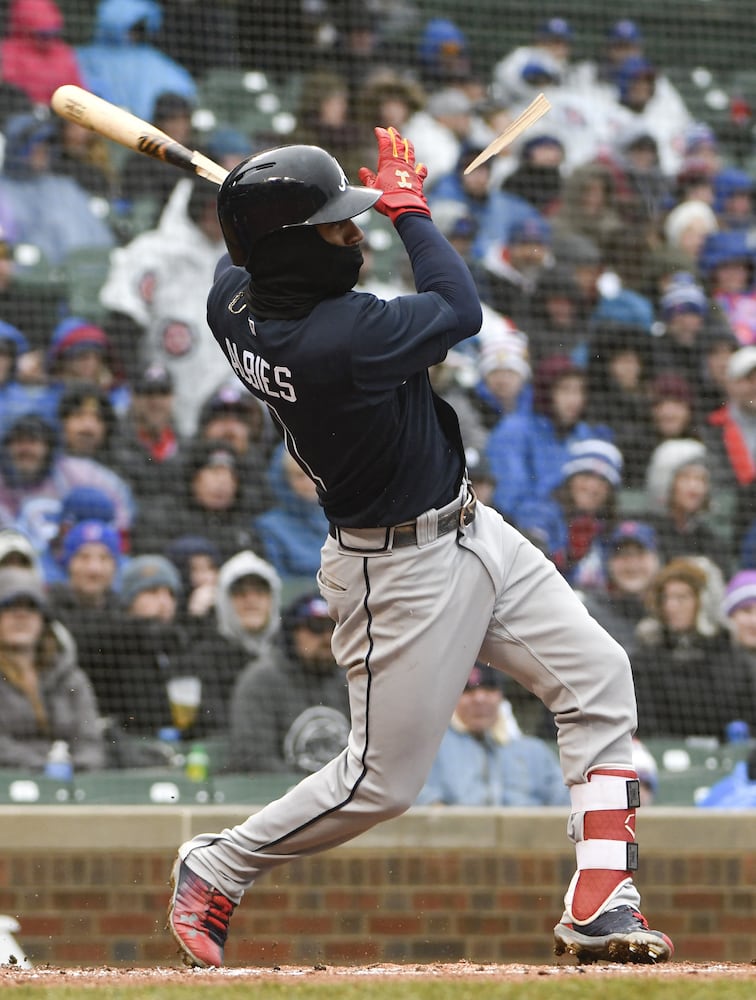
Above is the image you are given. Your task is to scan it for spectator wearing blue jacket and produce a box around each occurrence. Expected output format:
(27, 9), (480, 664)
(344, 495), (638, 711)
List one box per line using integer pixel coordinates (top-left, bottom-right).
(0, 320), (49, 440)
(429, 144), (541, 262)
(697, 750), (756, 808)
(253, 445), (329, 581)
(516, 438), (624, 590)
(416, 662), (569, 807)
(486, 354), (613, 521)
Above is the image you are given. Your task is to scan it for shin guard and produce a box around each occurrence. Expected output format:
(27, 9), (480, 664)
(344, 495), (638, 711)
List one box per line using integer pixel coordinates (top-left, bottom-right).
(564, 766), (641, 925)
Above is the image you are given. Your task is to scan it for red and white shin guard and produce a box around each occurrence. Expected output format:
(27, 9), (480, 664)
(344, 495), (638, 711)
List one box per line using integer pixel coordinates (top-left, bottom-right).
(564, 766), (642, 925)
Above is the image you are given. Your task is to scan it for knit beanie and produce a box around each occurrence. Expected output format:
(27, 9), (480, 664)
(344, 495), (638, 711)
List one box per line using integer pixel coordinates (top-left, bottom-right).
(62, 520), (121, 568)
(722, 570), (756, 617)
(120, 555), (181, 608)
(561, 439), (624, 488)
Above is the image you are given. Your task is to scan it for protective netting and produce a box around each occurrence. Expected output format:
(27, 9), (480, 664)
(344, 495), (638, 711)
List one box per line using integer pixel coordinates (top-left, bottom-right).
(0, 2), (754, 804)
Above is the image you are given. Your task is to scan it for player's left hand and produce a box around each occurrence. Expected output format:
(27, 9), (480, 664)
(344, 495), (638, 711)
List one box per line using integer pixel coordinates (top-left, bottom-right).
(358, 126), (430, 225)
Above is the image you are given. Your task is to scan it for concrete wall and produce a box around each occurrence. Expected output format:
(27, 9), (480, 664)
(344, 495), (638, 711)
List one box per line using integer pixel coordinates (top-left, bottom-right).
(0, 806), (754, 967)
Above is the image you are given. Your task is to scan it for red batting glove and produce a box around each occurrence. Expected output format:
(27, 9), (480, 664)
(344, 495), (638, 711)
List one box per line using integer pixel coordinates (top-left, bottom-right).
(358, 126), (430, 225)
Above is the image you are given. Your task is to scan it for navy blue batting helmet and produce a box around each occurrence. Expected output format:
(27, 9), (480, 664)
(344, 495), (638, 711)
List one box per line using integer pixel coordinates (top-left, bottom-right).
(217, 145), (381, 266)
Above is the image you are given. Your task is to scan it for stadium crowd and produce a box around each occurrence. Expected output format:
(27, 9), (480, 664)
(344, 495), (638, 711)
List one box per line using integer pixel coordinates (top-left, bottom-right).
(0, 2), (755, 800)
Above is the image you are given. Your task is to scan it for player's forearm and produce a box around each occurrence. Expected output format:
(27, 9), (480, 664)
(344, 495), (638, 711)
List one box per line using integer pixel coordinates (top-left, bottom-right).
(394, 214), (482, 343)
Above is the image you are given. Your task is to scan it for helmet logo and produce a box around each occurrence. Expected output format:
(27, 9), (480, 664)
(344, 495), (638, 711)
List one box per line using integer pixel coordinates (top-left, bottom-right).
(337, 165), (348, 192)
(394, 168), (413, 189)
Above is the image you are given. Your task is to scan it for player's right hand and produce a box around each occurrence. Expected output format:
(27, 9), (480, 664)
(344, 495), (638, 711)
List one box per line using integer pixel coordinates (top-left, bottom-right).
(358, 126), (431, 225)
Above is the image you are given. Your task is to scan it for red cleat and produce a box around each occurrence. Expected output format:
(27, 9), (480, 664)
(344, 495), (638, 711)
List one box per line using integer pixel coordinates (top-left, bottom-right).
(167, 857), (235, 968)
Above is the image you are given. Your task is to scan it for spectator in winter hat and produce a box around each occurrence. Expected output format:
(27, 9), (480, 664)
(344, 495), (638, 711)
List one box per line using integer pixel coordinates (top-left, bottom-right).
(663, 200), (718, 266)
(580, 519), (661, 654)
(120, 553), (181, 621)
(416, 18), (471, 89)
(472, 323), (532, 428)
(720, 573), (756, 719)
(130, 438), (260, 560)
(683, 122), (720, 170)
(0, 317), (43, 441)
(643, 438), (728, 574)
(652, 273), (710, 393)
(42, 317), (126, 428)
(515, 438), (624, 589)
(0, 527), (39, 573)
(47, 519), (122, 626)
(28, 483), (119, 585)
(698, 229), (756, 346)
(712, 168), (755, 229)
(76, 547), (195, 741)
(648, 372), (699, 446)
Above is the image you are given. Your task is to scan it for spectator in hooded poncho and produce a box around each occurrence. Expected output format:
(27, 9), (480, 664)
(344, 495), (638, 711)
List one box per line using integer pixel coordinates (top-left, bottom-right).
(75, 0), (197, 121)
(99, 177), (231, 436)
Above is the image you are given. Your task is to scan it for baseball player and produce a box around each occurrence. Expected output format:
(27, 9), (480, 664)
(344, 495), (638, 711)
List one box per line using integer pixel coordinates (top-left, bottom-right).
(167, 129), (673, 967)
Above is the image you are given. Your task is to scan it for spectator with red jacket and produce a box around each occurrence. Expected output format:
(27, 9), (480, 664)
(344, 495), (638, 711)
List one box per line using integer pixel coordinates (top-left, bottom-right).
(0, 0), (83, 106)
(703, 346), (756, 558)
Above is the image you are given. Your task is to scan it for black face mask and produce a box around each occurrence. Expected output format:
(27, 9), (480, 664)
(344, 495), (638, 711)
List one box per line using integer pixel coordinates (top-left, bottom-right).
(245, 226), (363, 320)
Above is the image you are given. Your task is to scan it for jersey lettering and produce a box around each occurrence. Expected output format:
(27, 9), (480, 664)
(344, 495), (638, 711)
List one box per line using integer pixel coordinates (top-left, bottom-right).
(224, 338), (297, 402)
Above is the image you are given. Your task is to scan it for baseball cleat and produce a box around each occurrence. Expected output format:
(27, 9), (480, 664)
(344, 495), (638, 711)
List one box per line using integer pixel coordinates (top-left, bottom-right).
(553, 905), (674, 965)
(167, 857), (235, 968)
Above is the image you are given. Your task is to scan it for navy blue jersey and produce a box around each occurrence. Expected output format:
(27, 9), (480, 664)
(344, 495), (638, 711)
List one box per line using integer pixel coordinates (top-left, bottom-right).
(206, 215), (481, 526)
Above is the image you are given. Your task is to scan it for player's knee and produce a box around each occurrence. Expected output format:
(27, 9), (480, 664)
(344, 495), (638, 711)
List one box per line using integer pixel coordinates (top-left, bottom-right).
(361, 778), (419, 820)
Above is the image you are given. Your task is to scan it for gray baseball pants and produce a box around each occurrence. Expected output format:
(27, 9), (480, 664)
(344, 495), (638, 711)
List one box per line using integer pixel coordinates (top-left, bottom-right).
(179, 496), (636, 903)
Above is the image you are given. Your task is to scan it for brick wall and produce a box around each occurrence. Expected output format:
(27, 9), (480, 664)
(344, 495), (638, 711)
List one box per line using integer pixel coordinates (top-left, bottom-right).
(0, 806), (754, 967)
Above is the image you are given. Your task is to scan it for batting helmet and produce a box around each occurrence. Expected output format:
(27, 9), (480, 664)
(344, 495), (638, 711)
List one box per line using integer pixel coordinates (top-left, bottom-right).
(217, 145), (381, 266)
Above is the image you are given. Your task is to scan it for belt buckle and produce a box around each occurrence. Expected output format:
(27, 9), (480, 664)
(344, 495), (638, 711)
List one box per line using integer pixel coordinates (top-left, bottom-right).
(459, 486), (477, 528)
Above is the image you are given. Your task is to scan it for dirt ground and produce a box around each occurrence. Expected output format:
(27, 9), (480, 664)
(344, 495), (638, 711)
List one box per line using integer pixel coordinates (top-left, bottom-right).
(1, 960), (754, 987)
